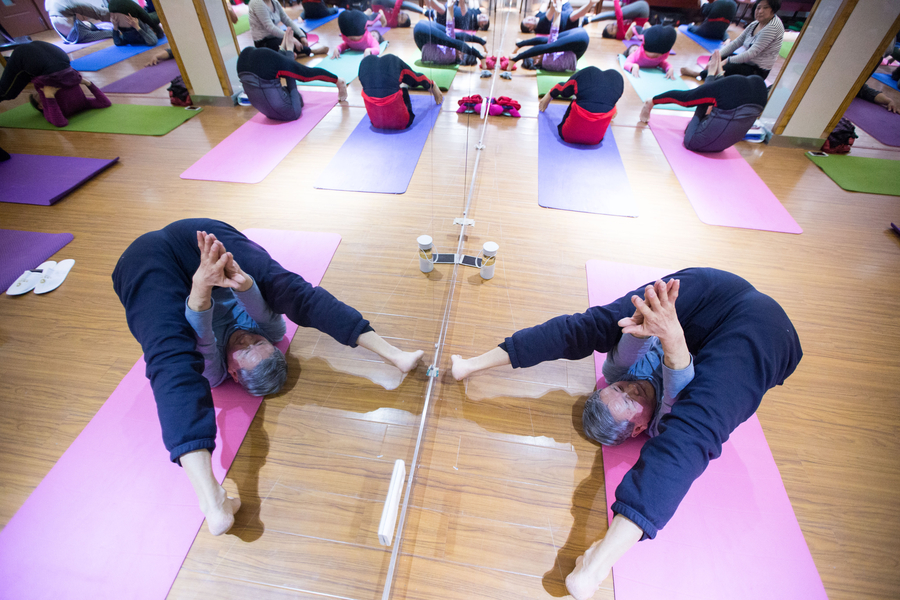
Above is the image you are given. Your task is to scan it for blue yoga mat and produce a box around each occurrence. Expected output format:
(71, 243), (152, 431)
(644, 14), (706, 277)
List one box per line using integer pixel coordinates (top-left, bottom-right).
(301, 8), (342, 31)
(618, 54), (693, 111)
(71, 37), (168, 72)
(299, 42), (389, 86)
(538, 104), (636, 216)
(872, 72), (899, 92)
(677, 24), (726, 53)
(314, 95), (441, 194)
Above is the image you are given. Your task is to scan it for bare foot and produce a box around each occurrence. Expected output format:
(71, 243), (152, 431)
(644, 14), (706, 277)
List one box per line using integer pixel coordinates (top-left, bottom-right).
(680, 66), (701, 78)
(337, 78), (348, 102)
(565, 553), (607, 600)
(389, 349), (424, 374)
(202, 488), (241, 536)
(450, 354), (473, 381)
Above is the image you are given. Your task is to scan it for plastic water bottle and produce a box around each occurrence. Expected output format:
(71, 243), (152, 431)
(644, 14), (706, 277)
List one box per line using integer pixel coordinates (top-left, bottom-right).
(480, 242), (498, 279)
(418, 235), (435, 273)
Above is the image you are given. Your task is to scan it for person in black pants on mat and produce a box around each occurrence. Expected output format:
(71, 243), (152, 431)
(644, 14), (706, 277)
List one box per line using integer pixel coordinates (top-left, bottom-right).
(358, 53), (443, 129)
(507, 27), (589, 72)
(640, 51), (768, 152)
(112, 218), (425, 537)
(237, 33), (348, 121)
(538, 66), (623, 145)
(688, 0), (737, 41)
(413, 20), (486, 65)
(520, 0), (596, 34)
(449, 267), (801, 600)
(301, 0), (337, 20)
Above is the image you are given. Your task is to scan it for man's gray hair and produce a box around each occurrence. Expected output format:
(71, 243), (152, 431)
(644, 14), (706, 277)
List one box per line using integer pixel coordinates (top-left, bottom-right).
(237, 346), (287, 396)
(581, 388), (635, 446)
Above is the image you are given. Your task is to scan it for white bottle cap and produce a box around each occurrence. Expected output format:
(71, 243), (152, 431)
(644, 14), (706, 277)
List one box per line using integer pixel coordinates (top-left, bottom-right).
(417, 235), (434, 249)
(482, 241), (499, 256)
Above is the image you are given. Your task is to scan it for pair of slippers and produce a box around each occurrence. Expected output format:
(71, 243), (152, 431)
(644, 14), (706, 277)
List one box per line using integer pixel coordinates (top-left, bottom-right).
(483, 56), (517, 71)
(6, 259), (75, 296)
(456, 95), (521, 117)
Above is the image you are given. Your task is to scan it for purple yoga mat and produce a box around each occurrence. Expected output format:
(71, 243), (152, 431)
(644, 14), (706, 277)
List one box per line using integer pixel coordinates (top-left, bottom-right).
(0, 229), (74, 292)
(314, 94), (442, 194)
(538, 104), (637, 216)
(0, 154), (119, 206)
(101, 60), (181, 94)
(181, 90), (338, 184)
(368, 24), (391, 36)
(844, 97), (900, 147)
(649, 114), (802, 233)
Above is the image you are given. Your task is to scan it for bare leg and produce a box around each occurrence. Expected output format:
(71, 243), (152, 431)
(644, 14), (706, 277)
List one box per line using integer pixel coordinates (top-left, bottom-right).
(356, 330), (424, 373)
(180, 449), (241, 536)
(680, 64), (702, 78)
(565, 515), (644, 600)
(337, 78), (348, 102)
(450, 346), (511, 380)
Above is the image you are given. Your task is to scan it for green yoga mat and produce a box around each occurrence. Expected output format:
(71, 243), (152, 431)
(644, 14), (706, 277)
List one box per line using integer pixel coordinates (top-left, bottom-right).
(0, 103), (201, 135)
(779, 39), (794, 59)
(536, 58), (586, 97)
(234, 14), (250, 35)
(412, 60), (458, 91)
(806, 152), (900, 196)
(299, 42), (389, 87)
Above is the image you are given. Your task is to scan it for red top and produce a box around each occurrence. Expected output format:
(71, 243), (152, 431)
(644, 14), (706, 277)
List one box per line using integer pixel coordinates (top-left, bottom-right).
(560, 103), (616, 145)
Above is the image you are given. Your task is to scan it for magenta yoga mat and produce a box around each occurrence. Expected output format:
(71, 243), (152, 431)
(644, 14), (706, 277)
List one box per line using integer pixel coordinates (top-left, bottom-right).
(0, 229), (74, 291)
(101, 59), (181, 94)
(585, 259), (828, 600)
(0, 229), (342, 600)
(0, 153), (118, 206)
(538, 104), (637, 216)
(648, 114), (802, 233)
(180, 90), (338, 183)
(844, 97), (900, 147)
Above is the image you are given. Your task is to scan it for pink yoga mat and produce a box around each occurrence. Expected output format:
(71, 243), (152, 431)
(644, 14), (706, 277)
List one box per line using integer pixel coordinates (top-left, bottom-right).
(649, 114), (802, 233)
(0, 230), (342, 600)
(180, 90), (338, 183)
(585, 259), (827, 600)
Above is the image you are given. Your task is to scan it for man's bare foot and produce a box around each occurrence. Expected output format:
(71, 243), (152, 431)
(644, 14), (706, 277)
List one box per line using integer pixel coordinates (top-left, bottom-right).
(680, 66), (701, 78)
(450, 354), (474, 380)
(389, 349), (425, 374)
(565, 552), (607, 600)
(202, 487), (242, 536)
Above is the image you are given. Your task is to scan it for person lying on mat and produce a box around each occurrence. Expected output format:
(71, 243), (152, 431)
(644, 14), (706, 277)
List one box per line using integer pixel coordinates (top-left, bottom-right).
(449, 267), (802, 600)
(681, 0), (783, 80)
(249, 0), (328, 57)
(595, 0), (649, 41)
(110, 12), (159, 46)
(506, 27), (589, 72)
(0, 40), (111, 128)
(237, 34), (348, 122)
(359, 53), (442, 129)
(301, 0), (337, 21)
(858, 81), (900, 114)
(369, 0), (421, 29)
(640, 51), (768, 152)
(413, 20), (486, 65)
(423, 0), (489, 31)
(520, 0), (596, 34)
(113, 219), (425, 536)
(332, 9), (385, 58)
(688, 0), (736, 41)
(538, 66), (623, 145)
(45, 0), (112, 43)
(622, 23), (677, 79)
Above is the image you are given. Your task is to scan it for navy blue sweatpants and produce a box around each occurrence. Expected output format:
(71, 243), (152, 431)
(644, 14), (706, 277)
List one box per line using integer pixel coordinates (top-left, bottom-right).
(112, 219), (371, 463)
(503, 267), (802, 539)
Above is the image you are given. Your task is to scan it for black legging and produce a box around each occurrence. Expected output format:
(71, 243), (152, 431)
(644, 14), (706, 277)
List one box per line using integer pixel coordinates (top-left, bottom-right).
(0, 41), (70, 102)
(588, 0), (649, 23)
(108, 0), (161, 31)
(359, 54), (432, 128)
(689, 0), (736, 40)
(512, 27), (589, 61)
(700, 61), (769, 80)
(301, 1), (337, 20)
(412, 20), (485, 57)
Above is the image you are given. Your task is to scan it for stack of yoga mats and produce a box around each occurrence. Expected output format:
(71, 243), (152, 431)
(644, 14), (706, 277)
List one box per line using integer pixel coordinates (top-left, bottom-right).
(586, 259), (828, 600)
(0, 229), (342, 600)
(0, 154), (118, 205)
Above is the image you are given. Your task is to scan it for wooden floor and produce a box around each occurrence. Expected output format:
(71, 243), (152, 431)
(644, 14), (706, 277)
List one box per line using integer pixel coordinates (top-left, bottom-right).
(1, 6), (899, 600)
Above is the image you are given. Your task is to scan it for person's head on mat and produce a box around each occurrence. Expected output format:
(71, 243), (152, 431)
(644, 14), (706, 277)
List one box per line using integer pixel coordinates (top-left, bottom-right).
(476, 13), (490, 30)
(225, 329), (288, 396)
(601, 22), (618, 38)
(339, 9), (371, 42)
(29, 93), (44, 113)
(582, 378), (656, 445)
(520, 15), (538, 33)
(639, 24), (677, 58)
(397, 11), (412, 27)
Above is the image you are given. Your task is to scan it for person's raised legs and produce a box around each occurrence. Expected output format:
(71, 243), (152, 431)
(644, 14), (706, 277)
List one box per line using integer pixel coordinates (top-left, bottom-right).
(450, 346), (511, 380)
(565, 515), (644, 600)
(180, 449), (242, 536)
(356, 330), (425, 373)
